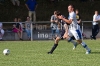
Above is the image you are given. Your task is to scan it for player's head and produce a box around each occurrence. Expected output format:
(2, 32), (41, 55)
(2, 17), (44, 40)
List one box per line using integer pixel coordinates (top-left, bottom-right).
(75, 9), (79, 14)
(68, 4), (74, 13)
(54, 11), (57, 15)
(95, 10), (98, 15)
(54, 10), (61, 15)
(54, 10), (61, 17)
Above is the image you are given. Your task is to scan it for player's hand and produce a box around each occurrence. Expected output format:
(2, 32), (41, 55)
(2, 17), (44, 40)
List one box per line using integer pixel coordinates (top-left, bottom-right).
(57, 15), (63, 19)
(55, 20), (58, 22)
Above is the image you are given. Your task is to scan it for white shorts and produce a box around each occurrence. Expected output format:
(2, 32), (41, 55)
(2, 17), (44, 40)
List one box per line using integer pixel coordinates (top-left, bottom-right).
(68, 29), (82, 40)
(0, 29), (4, 35)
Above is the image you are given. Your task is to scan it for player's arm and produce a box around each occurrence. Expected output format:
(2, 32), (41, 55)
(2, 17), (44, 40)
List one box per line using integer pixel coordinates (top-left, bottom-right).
(62, 18), (72, 24)
(58, 15), (72, 24)
(50, 20), (55, 22)
(63, 24), (68, 39)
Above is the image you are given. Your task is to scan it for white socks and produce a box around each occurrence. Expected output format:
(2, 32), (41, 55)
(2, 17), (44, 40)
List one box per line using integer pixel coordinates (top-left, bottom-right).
(81, 42), (90, 51)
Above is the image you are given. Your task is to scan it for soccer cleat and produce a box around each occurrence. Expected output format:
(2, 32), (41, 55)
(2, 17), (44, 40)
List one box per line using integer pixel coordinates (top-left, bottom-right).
(73, 43), (77, 50)
(47, 52), (52, 54)
(86, 50), (91, 54)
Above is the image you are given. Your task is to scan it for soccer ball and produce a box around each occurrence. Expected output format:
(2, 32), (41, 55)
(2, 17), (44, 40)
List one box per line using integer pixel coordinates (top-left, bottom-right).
(3, 49), (10, 55)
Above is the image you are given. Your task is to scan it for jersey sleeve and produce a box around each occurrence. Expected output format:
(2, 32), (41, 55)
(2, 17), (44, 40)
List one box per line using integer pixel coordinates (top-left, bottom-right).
(50, 15), (54, 21)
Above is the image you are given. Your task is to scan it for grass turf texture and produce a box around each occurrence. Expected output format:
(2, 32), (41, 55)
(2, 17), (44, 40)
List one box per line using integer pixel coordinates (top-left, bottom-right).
(0, 40), (100, 66)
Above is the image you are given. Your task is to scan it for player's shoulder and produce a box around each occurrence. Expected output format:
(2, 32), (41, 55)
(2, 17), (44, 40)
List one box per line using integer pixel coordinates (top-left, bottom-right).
(51, 15), (56, 18)
(70, 12), (76, 16)
(51, 15), (55, 17)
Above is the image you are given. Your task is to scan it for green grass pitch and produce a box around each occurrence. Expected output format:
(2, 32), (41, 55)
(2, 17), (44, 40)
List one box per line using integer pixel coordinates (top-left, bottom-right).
(0, 40), (100, 66)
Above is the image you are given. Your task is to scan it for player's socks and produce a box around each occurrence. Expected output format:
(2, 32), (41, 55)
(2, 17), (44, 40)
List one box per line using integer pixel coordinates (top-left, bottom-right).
(81, 42), (91, 52)
(48, 44), (58, 54)
(67, 38), (77, 49)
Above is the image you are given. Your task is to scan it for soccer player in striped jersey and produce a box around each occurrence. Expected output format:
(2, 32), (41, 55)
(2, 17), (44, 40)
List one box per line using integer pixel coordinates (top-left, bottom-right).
(48, 11), (77, 54)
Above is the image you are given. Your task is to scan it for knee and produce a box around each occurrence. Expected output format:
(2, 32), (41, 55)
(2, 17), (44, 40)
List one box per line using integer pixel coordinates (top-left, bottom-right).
(77, 40), (82, 44)
(67, 37), (73, 42)
(55, 37), (60, 43)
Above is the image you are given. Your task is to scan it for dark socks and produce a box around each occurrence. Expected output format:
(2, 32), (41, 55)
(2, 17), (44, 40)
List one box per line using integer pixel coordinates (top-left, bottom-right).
(48, 44), (58, 54)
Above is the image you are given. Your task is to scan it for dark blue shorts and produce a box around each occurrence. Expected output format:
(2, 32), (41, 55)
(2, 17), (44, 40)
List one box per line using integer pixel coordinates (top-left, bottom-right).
(56, 30), (65, 39)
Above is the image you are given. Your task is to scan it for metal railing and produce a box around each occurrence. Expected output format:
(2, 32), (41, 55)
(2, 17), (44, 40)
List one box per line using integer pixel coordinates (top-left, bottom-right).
(82, 21), (92, 33)
(1, 21), (93, 41)
(2, 21), (51, 41)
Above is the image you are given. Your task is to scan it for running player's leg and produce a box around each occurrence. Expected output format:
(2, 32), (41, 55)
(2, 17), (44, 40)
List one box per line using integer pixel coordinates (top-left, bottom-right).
(64, 30), (78, 49)
(48, 36), (60, 54)
(71, 29), (91, 54)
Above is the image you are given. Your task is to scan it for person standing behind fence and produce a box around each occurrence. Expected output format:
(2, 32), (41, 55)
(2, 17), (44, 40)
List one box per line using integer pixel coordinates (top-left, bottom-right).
(25, 16), (32, 40)
(0, 22), (4, 41)
(25, 0), (38, 22)
(18, 18), (23, 40)
(75, 9), (87, 38)
(76, 9), (81, 25)
(90, 11), (100, 40)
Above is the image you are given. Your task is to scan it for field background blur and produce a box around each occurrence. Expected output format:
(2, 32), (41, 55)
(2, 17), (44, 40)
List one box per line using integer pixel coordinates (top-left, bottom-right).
(0, 0), (100, 22)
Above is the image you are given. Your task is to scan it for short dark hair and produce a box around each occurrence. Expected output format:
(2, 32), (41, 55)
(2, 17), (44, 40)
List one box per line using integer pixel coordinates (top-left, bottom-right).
(69, 4), (74, 8)
(54, 10), (61, 16)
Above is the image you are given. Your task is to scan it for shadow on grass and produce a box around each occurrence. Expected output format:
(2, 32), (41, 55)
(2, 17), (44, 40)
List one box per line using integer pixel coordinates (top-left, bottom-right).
(91, 52), (100, 54)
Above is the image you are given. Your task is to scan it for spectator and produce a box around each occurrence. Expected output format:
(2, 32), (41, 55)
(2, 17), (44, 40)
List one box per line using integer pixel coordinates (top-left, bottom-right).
(50, 11), (61, 39)
(0, 22), (4, 41)
(25, 0), (38, 22)
(10, 0), (20, 6)
(90, 11), (100, 40)
(12, 18), (23, 40)
(75, 9), (87, 39)
(25, 16), (32, 40)
(76, 9), (81, 25)
(18, 18), (23, 40)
